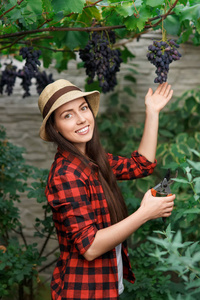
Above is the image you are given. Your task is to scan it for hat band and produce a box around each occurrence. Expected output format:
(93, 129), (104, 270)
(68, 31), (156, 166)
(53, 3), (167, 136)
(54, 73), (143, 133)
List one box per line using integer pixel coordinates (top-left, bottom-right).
(43, 86), (81, 118)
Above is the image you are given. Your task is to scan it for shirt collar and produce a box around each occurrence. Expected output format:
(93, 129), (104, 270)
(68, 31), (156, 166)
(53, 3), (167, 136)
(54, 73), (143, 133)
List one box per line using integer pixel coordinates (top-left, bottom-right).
(57, 147), (99, 175)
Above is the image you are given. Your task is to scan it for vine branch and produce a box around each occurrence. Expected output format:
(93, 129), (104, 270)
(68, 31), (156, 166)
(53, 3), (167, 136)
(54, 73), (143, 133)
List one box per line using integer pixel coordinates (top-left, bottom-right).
(0, 0), (24, 19)
(0, 1), (179, 52)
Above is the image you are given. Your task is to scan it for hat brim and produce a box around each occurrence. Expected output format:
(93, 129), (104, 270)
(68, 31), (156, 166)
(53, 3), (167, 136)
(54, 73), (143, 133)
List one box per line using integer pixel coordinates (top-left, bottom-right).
(39, 89), (100, 141)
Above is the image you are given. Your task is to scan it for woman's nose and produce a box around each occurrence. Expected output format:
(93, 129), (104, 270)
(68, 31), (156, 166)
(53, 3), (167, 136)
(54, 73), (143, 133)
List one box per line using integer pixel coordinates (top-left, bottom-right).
(76, 112), (86, 124)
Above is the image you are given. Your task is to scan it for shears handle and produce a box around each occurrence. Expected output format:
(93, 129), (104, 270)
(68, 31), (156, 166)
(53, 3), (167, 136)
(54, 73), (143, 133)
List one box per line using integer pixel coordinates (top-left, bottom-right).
(151, 189), (172, 222)
(151, 188), (157, 197)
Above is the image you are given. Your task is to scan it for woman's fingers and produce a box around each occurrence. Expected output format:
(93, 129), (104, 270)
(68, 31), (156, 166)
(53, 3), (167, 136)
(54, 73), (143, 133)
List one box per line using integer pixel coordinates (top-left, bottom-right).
(163, 84), (172, 97)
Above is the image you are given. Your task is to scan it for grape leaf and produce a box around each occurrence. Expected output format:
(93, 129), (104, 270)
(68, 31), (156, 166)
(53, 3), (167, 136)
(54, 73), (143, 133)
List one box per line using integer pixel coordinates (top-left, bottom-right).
(78, 7), (101, 25)
(146, 0), (163, 7)
(27, 0), (43, 15)
(42, 0), (52, 12)
(187, 159), (200, 171)
(196, 19), (200, 34)
(64, 31), (89, 51)
(136, 7), (151, 31)
(124, 7), (151, 31)
(51, 0), (86, 14)
(179, 4), (200, 22)
(164, 15), (181, 35)
(116, 3), (135, 18)
(115, 0), (143, 17)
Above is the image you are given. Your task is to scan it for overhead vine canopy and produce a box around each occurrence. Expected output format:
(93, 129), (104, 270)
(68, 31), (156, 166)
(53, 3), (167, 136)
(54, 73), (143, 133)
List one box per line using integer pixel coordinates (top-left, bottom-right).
(0, 0), (200, 95)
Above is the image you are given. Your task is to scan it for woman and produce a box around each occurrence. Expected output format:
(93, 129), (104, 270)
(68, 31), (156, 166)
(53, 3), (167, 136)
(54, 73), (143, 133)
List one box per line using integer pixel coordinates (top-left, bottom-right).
(38, 79), (175, 300)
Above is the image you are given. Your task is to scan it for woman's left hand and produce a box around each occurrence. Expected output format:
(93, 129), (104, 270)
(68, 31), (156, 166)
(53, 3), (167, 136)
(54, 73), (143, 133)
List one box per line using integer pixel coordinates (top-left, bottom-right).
(145, 82), (173, 114)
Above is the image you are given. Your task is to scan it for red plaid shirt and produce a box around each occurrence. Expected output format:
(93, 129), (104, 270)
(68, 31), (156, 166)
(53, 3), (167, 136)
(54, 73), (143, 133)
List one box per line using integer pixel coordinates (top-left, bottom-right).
(46, 149), (157, 300)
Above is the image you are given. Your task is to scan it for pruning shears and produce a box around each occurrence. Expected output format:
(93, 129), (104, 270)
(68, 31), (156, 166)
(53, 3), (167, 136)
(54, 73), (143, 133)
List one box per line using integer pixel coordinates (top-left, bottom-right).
(151, 169), (177, 222)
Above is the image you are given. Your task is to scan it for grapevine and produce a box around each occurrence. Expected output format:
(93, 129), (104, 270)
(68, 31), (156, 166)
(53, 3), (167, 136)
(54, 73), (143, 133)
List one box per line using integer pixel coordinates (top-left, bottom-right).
(147, 39), (182, 84)
(35, 71), (54, 95)
(0, 63), (17, 96)
(19, 47), (41, 78)
(79, 29), (122, 93)
(0, 47), (54, 97)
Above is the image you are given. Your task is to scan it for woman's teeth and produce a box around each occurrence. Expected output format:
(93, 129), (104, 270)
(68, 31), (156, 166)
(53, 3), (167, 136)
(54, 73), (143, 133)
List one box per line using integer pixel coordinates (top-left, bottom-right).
(77, 126), (88, 133)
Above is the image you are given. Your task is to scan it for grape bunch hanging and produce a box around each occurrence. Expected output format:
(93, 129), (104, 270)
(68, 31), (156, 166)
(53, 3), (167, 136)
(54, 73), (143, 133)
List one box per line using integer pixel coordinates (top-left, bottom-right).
(147, 39), (182, 84)
(0, 47), (54, 98)
(79, 30), (122, 93)
(0, 63), (17, 96)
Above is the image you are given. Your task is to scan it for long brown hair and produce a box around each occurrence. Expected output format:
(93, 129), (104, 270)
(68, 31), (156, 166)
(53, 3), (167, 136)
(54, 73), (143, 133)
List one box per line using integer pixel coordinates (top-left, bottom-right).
(45, 100), (128, 224)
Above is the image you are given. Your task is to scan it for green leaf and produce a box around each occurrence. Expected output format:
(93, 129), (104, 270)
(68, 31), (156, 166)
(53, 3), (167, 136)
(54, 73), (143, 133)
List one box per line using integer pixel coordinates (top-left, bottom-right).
(123, 87), (136, 98)
(184, 96), (197, 113)
(194, 177), (200, 194)
(159, 129), (174, 138)
(183, 208), (200, 214)
(190, 148), (200, 157)
(179, 4), (200, 22)
(78, 6), (101, 25)
(124, 75), (136, 83)
(64, 31), (89, 51)
(85, 80), (101, 93)
(180, 27), (193, 43)
(120, 47), (135, 63)
(42, 0), (53, 12)
(116, 2), (136, 18)
(176, 133), (188, 144)
(51, 0), (85, 14)
(164, 15), (181, 36)
(156, 144), (167, 157)
(195, 132), (200, 143)
(196, 18), (200, 34)
(187, 159), (200, 171)
(178, 143), (191, 157)
(136, 178), (150, 193)
(172, 178), (189, 184)
(146, 0), (163, 7)
(27, 0), (43, 15)
(136, 7), (152, 31)
(42, 50), (52, 68)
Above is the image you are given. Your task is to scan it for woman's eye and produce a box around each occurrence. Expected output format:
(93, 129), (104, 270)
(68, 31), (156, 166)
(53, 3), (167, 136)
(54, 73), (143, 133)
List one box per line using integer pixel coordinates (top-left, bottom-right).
(82, 105), (88, 111)
(65, 113), (72, 119)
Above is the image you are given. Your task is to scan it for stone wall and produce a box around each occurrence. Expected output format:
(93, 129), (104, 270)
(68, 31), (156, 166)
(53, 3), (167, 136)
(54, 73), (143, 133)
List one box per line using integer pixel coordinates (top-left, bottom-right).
(1, 32), (200, 280)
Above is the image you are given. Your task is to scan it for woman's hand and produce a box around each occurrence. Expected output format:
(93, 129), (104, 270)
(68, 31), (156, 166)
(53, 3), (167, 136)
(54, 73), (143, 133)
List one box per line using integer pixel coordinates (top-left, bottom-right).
(145, 82), (173, 115)
(140, 189), (175, 221)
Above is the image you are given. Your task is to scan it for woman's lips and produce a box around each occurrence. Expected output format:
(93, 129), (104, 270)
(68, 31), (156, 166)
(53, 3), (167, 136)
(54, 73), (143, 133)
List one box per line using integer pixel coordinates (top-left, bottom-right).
(76, 125), (89, 134)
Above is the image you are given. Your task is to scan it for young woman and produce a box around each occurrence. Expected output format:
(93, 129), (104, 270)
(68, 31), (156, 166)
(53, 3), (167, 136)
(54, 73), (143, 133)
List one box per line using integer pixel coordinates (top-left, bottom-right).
(38, 79), (175, 300)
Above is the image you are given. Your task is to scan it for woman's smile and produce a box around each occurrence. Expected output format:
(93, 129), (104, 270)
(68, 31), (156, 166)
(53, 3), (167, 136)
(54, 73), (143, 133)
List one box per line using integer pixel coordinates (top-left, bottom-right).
(76, 125), (89, 134)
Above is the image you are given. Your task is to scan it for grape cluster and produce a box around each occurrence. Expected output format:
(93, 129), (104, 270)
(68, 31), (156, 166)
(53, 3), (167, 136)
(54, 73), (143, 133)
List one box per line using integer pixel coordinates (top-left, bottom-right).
(0, 47), (54, 98)
(0, 63), (17, 96)
(17, 69), (32, 98)
(35, 71), (54, 95)
(147, 39), (181, 84)
(19, 47), (41, 78)
(79, 30), (122, 93)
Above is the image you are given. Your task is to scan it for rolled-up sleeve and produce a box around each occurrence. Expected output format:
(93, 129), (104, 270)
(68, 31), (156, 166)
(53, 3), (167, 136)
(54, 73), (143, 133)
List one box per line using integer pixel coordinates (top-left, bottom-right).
(46, 173), (98, 255)
(107, 150), (157, 180)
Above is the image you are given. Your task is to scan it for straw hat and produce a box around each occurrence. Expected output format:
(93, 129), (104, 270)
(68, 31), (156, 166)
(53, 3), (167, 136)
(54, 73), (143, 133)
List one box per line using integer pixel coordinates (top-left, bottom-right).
(38, 79), (100, 141)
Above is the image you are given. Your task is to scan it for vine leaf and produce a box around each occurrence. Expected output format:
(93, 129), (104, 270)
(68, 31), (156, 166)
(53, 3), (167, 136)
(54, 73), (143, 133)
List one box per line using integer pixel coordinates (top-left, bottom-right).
(51, 0), (86, 14)
(146, 0), (163, 7)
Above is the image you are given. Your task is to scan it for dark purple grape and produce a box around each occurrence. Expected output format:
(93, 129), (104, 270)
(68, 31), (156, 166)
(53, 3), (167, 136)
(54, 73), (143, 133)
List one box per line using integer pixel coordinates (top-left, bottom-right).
(0, 63), (17, 96)
(19, 47), (41, 78)
(79, 29), (122, 93)
(147, 39), (181, 84)
(34, 71), (54, 94)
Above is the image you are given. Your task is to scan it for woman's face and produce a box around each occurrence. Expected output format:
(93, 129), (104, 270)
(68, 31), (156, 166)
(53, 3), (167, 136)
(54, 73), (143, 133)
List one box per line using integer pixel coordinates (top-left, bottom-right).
(54, 97), (95, 154)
